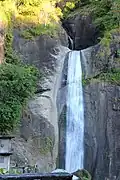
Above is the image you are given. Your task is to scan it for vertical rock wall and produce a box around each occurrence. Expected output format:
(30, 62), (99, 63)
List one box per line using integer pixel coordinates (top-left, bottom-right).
(82, 40), (120, 179)
(11, 27), (69, 172)
(84, 82), (120, 180)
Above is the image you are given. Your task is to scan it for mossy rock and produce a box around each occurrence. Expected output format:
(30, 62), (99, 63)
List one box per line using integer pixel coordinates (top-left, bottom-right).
(73, 169), (91, 180)
(39, 137), (54, 155)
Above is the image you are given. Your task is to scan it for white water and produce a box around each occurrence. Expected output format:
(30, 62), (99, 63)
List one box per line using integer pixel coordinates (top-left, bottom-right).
(65, 51), (84, 173)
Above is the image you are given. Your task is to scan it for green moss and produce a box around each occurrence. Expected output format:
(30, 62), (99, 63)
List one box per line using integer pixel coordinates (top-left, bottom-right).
(117, 49), (120, 57)
(98, 69), (120, 85)
(83, 69), (120, 86)
(73, 169), (91, 180)
(20, 23), (59, 39)
(20, 30), (33, 40)
(82, 74), (91, 86)
(82, 78), (90, 86)
(39, 137), (54, 155)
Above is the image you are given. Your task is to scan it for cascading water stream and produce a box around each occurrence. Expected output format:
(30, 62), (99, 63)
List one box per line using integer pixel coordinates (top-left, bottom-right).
(65, 51), (84, 173)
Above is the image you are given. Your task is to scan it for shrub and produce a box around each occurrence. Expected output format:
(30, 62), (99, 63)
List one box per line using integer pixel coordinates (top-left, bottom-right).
(0, 63), (38, 134)
(0, 28), (39, 134)
(21, 23), (59, 39)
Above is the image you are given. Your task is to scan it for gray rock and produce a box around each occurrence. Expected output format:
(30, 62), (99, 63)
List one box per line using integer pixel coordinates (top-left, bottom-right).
(10, 11), (120, 180)
(11, 26), (69, 172)
(84, 82), (120, 180)
(81, 36), (120, 79)
(56, 53), (69, 169)
(62, 14), (100, 50)
(57, 40), (120, 180)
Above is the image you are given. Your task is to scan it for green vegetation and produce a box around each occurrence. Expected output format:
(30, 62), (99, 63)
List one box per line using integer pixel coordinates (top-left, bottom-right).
(66, 0), (120, 52)
(0, 0), (62, 25)
(82, 75), (91, 86)
(0, 168), (21, 174)
(83, 69), (120, 86)
(73, 169), (91, 180)
(67, 0), (120, 34)
(4, 29), (20, 64)
(61, 0), (80, 18)
(0, 0), (119, 133)
(0, 63), (38, 134)
(98, 69), (120, 85)
(90, 0), (120, 35)
(0, 0), (63, 37)
(0, 28), (39, 134)
(39, 137), (54, 155)
(0, 168), (8, 174)
(0, 0), (119, 40)
(21, 23), (59, 39)
(0, 0), (79, 39)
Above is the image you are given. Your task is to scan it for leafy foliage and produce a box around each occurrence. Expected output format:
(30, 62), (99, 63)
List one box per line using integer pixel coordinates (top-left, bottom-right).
(0, 168), (8, 174)
(0, 28), (39, 134)
(62, 0), (80, 18)
(4, 29), (20, 64)
(73, 169), (91, 180)
(89, 0), (120, 36)
(83, 69), (120, 86)
(0, 0), (62, 26)
(0, 63), (38, 134)
(21, 23), (59, 39)
(39, 137), (54, 155)
(0, 0), (66, 37)
(91, 0), (120, 55)
(66, 0), (120, 52)
(0, 0), (119, 133)
(98, 69), (120, 85)
(0, 168), (21, 174)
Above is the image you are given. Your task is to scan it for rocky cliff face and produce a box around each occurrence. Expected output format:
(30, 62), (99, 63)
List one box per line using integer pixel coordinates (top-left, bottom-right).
(0, 6), (120, 179)
(61, 11), (120, 180)
(82, 35), (120, 179)
(11, 27), (69, 172)
(84, 82), (120, 180)
(62, 14), (100, 50)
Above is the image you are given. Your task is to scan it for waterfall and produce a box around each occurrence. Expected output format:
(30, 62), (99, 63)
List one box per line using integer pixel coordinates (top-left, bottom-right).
(65, 51), (84, 173)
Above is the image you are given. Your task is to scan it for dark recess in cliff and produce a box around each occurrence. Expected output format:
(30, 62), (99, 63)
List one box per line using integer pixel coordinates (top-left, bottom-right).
(62, 15), (100, 50)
